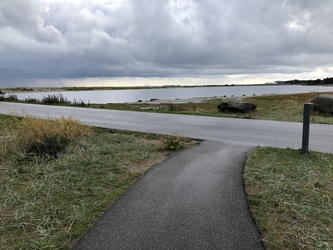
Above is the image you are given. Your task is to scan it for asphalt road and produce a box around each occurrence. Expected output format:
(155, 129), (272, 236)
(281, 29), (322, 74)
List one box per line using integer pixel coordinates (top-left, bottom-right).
(74, 141), (264, 250)
(1, 102), (333, 153)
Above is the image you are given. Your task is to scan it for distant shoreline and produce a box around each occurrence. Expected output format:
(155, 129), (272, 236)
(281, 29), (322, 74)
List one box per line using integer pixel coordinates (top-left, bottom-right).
(0, 84), (269, 94)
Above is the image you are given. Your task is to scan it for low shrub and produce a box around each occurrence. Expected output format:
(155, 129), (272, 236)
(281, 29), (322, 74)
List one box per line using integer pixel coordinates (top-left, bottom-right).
(4, 115), (91, 159)
(159, 134), (185, 151)
(73, 98), (90, 107)
(0, 94), (18, 101)
(42, 93), (70, 104)
(24, 97), (38, 103)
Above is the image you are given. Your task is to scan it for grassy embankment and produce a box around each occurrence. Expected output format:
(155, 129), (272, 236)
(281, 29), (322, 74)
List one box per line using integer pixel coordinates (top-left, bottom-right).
(245, 147), (333, 249)
(0, 114), (189, 249)
(2, 91), (333, 124)
(96, 92), (333, 124)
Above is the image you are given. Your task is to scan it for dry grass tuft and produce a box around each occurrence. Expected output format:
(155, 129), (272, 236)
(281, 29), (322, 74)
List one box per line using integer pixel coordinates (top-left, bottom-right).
(157, 134), (183, 151)
(3, 115), (91, 159)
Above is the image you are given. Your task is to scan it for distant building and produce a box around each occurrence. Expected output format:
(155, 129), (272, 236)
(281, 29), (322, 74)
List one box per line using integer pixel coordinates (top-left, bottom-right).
(274, 81), (285, 85)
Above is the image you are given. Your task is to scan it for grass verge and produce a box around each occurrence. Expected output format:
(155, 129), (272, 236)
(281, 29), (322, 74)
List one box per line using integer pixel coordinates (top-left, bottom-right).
(90, 92), (333, 124)
(0, 114), (192, 249)
(244, 147), (333, 249)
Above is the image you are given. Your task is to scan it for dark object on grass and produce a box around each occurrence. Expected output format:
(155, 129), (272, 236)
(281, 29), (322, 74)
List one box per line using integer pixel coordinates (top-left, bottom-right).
(217, 101), (257, 113)
(312, 94), (333, 114)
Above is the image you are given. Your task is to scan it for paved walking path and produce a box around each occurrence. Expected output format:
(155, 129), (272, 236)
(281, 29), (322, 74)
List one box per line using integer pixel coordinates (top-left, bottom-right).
(74, 141), (264, 250)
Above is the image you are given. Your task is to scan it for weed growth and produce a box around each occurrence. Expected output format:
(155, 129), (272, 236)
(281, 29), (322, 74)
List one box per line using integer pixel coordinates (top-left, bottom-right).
(72, 99), (90, 107)
(42, 93), (70, 104)
(24, 97), (39, 103)
(158, 134), (185, 151)
(0, 93), (18, 101)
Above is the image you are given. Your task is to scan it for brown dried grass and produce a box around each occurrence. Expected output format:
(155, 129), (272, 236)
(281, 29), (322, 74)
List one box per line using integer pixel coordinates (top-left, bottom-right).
(3, 115), (91, 159)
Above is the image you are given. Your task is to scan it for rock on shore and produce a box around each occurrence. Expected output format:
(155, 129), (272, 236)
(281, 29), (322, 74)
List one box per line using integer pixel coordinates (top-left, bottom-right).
(312, 94), (333, 114)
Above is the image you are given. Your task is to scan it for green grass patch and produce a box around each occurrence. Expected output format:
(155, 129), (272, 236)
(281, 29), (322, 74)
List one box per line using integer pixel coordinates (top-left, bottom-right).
(244, 92), (333, 124)
(0, 114), (172, 249)
(244, 147), (333, 249)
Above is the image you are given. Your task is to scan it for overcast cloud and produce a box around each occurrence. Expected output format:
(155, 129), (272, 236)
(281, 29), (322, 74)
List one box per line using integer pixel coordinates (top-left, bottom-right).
(1, 0), (333, 86)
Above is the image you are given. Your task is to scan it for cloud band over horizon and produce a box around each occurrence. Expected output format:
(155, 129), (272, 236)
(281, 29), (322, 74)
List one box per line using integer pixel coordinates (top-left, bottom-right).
(1, 0), (333, 86)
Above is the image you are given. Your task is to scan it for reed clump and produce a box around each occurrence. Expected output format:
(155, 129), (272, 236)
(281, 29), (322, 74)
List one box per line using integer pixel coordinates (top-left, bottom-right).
(3, 115), (91, 159)
(41, 93), (70, 104)
(0, 93), (18, 101)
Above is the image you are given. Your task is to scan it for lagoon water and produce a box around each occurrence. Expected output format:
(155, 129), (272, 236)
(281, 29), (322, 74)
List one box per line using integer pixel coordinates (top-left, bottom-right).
(10, 85), (333, 104)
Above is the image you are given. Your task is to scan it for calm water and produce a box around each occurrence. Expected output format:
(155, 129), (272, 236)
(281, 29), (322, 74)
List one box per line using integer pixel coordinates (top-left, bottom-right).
(10, 85), (333, 104)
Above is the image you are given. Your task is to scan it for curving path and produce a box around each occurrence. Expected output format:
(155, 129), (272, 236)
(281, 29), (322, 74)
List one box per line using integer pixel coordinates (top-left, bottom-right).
(74, 141), (264, 249)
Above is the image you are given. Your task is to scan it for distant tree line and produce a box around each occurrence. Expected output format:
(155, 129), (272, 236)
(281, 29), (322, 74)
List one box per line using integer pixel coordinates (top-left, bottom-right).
(283, 77), (333, 85)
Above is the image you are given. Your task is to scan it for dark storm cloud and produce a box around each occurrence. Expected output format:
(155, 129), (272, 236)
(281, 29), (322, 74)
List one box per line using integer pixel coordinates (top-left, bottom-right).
(1, 0), (333, 85)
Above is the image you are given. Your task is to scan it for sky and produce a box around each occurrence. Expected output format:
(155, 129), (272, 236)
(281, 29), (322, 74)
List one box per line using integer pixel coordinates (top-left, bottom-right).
(1, 0), (333, 87)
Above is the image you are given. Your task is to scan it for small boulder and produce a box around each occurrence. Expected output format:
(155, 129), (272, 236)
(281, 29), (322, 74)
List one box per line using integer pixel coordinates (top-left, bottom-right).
(312, 94), (333, 114)
(217, 101), (257, 113)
